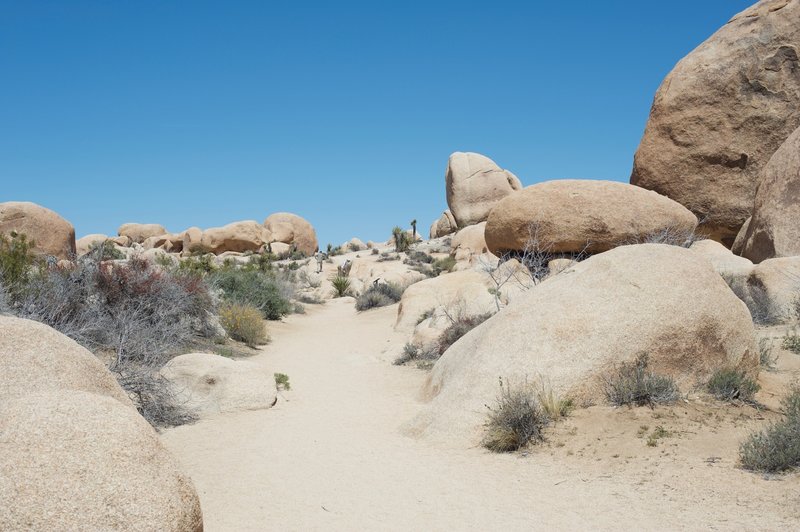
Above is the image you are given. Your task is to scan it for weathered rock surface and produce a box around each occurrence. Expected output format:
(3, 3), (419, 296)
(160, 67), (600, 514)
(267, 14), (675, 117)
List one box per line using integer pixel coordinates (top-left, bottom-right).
(429, 210), (458, 239)
(485, 180), (697, 255)
(161, 353), (277, 418)
(630, 0), (800, 245)
(76, 233), (110, 256)
(0, 201), (76, 259)
(737, 124), (800, 262)
(200, 220), (271, 254)
(0, 390), (203, 531)
(0, 316), (132, 405)
(118, 223), (168, 244)
(446, 152), (522, 228)
(726, 256), (800, 324)
(690, 239), (755, 279)
(405, 244), (757, 444)
(263, 212), (318, 256)
(450, 222), (492, 264)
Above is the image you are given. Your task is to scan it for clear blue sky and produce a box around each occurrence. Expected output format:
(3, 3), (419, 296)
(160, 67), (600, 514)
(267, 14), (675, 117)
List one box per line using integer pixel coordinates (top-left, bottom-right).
(0, 0), (754, 246)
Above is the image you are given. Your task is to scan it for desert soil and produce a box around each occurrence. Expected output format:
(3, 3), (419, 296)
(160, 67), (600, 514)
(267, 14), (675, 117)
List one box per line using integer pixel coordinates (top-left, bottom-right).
(162, 298), (800, 531)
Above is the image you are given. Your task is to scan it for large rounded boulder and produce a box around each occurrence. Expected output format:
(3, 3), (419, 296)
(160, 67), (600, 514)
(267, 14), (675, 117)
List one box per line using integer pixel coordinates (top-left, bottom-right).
(429, 209), (458, 239)
(200, 220), (271, 254)
(161, 353), (278, 419)
(630, 0), (800, 245)
(484, 180), (697, 255)
(404, 244), (757, 444)
(0, 390), (203, 531)
(0, 316), (132, 405)
(445, 152), (523, 228)
(737, 124), (800, 262)
(0, 202), (75, 259)
(263, 212), (318, 256)
(117, 223), (168, 244)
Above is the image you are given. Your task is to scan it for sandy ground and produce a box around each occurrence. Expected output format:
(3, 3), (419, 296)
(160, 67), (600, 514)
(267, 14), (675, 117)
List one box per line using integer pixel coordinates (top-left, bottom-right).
(162, 298), (800, 531)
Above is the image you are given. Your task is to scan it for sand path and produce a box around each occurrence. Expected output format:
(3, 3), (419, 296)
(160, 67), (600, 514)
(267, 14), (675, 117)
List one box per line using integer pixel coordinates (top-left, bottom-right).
(162, 298), (799, 531)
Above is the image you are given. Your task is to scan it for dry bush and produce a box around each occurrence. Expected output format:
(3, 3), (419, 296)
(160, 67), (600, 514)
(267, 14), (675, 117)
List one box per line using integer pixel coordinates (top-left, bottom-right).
(630, 226), (704, 248)
(602, 353), (680, 407)
(707, 368), (760, 403)
(219, 302), (268, 347)
(482, 378), (550, 453)
(740, 387), (800, 473)
(210, 267), (293, 320)
(355, 282), (404, 311)
(437, 312), (492, 356)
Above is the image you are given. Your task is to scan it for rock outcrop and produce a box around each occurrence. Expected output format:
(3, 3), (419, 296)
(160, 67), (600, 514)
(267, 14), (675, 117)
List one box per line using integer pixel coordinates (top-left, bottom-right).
(264, 212), (318, 257)
(0, 201), (76, 259)
(446, 152), (522, 228)
(161, 353), (278, 418)
(117, 223), (168, 244)
(630, 0), (800, 245)
(405, 244), (757, 444)
(484, 180), (698, 255)
(76, 234), (110, 256)
(200, 220), (271, 254)
(737, 124), (800, 262)
(429, 210), (458, 239)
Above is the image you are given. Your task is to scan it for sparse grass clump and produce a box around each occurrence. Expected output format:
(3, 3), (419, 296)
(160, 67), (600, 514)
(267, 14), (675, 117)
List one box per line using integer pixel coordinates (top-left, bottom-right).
(432, 256), (456, 275)
(218, 302), (268, 348)
(707, 368), (760, 403)
(482, 378), (550, 453)
(602, 354), (679, 407)
(274, 372), (291, 391)
(646, 425), (671, 447)
(437, 312), (492, 355)
(782, 332), (800, 354)
(740, 387), (800, 473)
(331, 275), (351, 297)
(355, 282), (404, 311)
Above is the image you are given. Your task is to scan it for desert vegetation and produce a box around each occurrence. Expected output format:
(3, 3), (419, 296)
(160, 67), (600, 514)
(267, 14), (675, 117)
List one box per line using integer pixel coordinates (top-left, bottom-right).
(355, 282), (404, 311)
(601, 354), (680, 407)
(740, 387), (800, 473)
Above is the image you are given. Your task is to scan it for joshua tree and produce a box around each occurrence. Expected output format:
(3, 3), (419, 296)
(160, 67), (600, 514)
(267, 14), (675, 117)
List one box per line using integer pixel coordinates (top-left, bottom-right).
(410, 219), (417, 241)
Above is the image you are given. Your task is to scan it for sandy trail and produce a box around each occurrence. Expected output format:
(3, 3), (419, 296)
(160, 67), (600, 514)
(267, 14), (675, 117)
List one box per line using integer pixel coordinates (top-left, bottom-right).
(162, 298), (799, 531)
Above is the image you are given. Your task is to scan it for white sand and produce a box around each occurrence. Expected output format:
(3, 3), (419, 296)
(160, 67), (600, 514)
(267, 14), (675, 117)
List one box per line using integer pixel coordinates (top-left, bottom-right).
(162, 298), (800, 531)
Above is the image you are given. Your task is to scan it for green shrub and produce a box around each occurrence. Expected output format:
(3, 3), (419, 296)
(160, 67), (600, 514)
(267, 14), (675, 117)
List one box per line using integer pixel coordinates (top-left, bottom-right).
(210, 268), (292, 320)
(219, 302), (268, 347)
(707, 368), (760, 403)
(432, 256), (457, 275)
(0, 231), (38, 299)
(438, 313), (492, 355)
(355, 282), (404, 311)
(178, 254), (216, 274)
(392, 226), (412, 253)
(331, 275), (351, 297)
(740, 388), (800, 473)
(483, 378), (549, 453)
(88, 240), (125, 261)
(602, 353), (680, 407)
(274, 372), (291, 391)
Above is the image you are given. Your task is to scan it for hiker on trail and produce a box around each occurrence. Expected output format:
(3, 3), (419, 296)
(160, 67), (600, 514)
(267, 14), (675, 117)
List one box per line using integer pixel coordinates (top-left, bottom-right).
(338, 259), (352, 277)
(314, 251), (325, 273)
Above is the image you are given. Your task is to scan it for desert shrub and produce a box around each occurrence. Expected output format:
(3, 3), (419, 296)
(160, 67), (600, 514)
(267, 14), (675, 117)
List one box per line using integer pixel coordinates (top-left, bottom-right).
(16, 256), (215, 427)
(178, 254), (216, 274)
(244, 252), (276, 273)
(392, 226), (412, 253)
(483, 378), (549, 453)
(432, 256), (457, 276)
(88, 240), (125, 261)
(437, 312), (492, 355)
(377, 252), (400, 262)
(219, 302), (267, 347)
(355, 282), (404, 311)
(371, 248), (379, 255)
(760, 338), (778, 370)
(326, 244), (344, 256)
(707, 368), (760, 403)
(0, 231), (38, 300)
(406, 250), (434, 264)
(536, 380), (574, 421)
(274, 372), (291, 391)
(331, 275), (351, 297)
(602, 353), (680, 407)
(637, 226), (703, 248)
(416, 307), (436, 325)
(782, 332), (800, 354)
(740, 388), (800, 473)
(210, 268), (292, 320)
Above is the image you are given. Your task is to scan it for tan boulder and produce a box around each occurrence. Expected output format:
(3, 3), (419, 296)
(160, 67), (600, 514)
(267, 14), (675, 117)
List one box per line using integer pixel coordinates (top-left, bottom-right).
(118, 223), (168, 244)
(343, 237), (367, 252)
(405, 244), (757, 444)
(161, 353), (278, 418)
(0, 316), (132, 405)
(76, 234), (110, 256)
(181, 226), (204, 254)
(731, 216), (752, 256)
(0, 390), (203, 531)
(429, 209), (458, 239)
(264, 212), (318, 256)
(111, 235), (132, 247)
(200, 220), (271, 254)
(348, 257), (427, 296)
(446, 152), (523, 228)
(485, 180), (698, 255)
(690, 239), (754, 279)
(0, 202), (75, 259)
(727, 256), (800, 324)
(143, 233), (183, 253)
(737, 125), (800, 262)
(630, 0), (800, 245)
(269, 241), (292, 256)
(450, 222), (493, 264)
